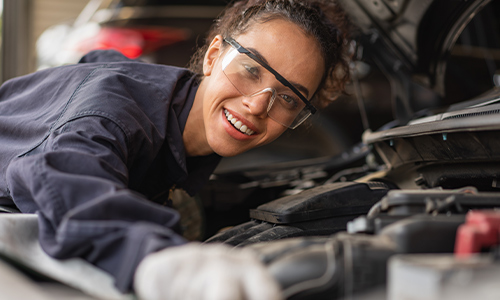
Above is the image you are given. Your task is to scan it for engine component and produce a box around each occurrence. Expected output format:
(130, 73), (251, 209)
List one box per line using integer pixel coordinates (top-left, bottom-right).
(455, 210), (500, 257)
(205, 181), (391, 246)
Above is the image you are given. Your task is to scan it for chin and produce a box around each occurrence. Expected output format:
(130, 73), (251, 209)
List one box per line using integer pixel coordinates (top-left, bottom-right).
(212, 146), (247, 158)
(205, 138), (240, 158)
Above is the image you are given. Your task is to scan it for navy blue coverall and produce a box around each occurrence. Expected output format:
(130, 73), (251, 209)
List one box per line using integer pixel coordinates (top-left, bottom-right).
(0, 50), (221, 291)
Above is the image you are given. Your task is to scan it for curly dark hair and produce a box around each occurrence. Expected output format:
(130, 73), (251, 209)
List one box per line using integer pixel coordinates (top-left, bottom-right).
(188, 0), (352, 108)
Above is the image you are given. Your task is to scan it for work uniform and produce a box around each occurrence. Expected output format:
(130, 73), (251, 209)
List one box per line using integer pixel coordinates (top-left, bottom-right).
(0, 50), (220, 291)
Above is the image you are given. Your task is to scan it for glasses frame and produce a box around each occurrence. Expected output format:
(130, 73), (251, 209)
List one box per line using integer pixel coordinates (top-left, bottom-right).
(223, 37), (317, 117)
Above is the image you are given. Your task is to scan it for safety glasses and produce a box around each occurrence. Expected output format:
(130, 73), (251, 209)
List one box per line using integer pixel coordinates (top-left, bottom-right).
(222, 37), (317, 129)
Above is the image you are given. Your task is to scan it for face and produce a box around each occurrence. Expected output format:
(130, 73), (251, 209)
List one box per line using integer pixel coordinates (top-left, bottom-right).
(186, 18), (324, 157)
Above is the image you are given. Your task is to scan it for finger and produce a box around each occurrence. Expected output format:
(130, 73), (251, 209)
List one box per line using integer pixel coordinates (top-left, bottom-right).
(134, 254), (183, 300)
(135, 244), (203, 300)
(203, 260), (245, 300)
(183, 259), (212, 300)
(170, 249), (210, 300)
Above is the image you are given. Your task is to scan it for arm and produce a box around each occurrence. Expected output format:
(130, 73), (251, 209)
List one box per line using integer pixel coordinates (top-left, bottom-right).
(6, 116), (283, 300)
(6, 116), (186, 292)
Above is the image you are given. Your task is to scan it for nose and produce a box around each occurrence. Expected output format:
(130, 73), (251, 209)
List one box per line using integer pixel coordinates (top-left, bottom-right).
(242, 88), (274, 118)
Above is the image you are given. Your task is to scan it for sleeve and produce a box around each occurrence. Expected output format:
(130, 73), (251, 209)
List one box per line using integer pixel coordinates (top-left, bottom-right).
(5, 116), (187, 292)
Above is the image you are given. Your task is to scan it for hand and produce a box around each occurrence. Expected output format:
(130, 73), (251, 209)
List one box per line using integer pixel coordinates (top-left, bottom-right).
(134, 243), (283, 300)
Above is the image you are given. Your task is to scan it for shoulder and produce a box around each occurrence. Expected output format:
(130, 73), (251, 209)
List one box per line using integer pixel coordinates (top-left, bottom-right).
(73, 54), (196, 99)
(78, 50), (134, 63)
(51, 59), (199, 148)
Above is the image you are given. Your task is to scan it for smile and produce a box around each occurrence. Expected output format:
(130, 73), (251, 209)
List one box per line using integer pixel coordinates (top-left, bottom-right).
(224, 109), (255, 135)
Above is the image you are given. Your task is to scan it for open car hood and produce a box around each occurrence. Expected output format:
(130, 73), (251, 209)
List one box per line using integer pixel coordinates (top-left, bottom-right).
(338, 0), (497, 126)
(336, 0), (500, 189)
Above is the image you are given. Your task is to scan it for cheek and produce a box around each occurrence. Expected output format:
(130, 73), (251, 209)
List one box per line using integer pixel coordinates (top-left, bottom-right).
(201, 81), (224, 122)
(262, 123), (287, 145)
(203, 76), (235, 112)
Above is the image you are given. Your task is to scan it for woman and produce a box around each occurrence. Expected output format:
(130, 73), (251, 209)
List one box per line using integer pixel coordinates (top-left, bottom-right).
(0, 0), (350, 299)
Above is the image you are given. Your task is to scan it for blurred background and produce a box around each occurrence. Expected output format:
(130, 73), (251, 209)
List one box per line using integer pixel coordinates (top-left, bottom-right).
(1, 0), (88, 82)
(1, 0), (226, 80)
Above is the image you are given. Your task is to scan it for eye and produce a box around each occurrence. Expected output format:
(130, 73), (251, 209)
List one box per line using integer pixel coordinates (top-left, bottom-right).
(244, 64), (260, 79)
(278, 94), (300, 110)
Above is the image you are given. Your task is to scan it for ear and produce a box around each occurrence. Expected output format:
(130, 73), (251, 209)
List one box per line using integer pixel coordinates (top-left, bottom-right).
(203, 35), (223, 76)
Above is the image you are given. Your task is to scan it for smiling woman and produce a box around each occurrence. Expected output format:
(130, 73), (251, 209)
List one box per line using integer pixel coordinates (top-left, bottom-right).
(0, 1), (351, 300)
(184, 0), (351, 159)
(184, 18), (326, 157)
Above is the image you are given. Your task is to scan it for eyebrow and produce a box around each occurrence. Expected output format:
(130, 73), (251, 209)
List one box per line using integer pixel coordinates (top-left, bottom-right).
(247, 47), (310, 98)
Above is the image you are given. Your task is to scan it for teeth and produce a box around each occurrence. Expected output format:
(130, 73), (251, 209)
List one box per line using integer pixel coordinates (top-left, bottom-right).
(224, 109), (255, 135)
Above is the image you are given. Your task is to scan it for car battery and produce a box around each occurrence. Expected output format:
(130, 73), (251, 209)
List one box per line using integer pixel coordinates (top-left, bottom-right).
(388, 254), (500, 300)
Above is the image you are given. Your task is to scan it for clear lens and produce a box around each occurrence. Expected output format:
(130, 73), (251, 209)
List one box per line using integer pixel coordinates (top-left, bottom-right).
(222, 47), (311, 129)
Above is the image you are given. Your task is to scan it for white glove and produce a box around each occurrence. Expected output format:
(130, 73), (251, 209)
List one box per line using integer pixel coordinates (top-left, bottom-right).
(134, 243), (284, 300)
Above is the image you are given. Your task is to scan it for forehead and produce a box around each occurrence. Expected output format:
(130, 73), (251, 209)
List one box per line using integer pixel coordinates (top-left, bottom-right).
(232, 19), (325, 92)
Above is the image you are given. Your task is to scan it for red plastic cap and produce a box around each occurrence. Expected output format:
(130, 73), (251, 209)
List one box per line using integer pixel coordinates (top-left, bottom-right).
(455, 210), (500, 257)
